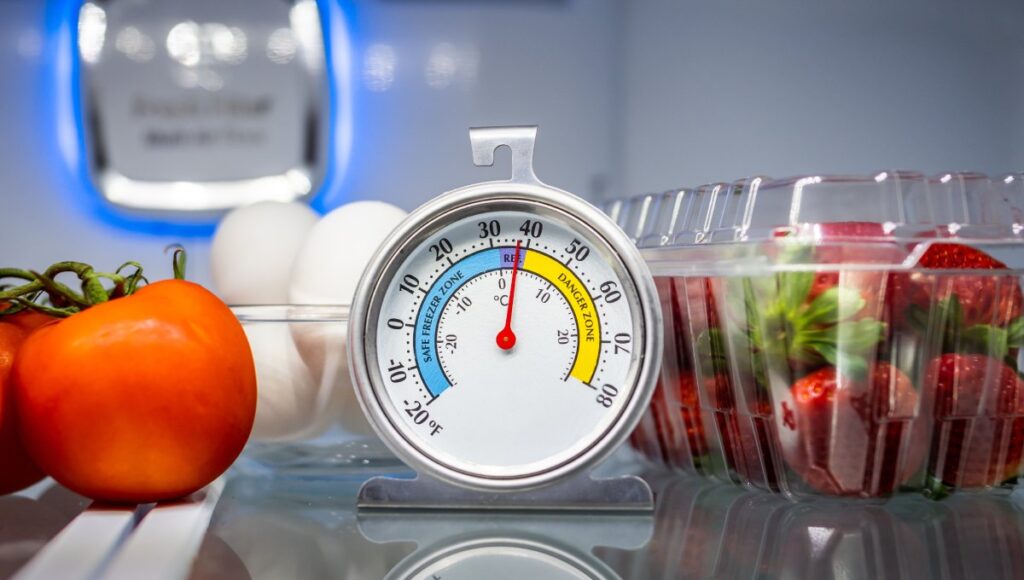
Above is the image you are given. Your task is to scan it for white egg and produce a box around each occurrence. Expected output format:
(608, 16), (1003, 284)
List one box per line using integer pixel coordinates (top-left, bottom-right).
(289, 323), (377, 437)
(211, 201), (320, 305)
(288, 201), (407, 436)
(288, 201), (407, 305)
(244, 322), (337, 442)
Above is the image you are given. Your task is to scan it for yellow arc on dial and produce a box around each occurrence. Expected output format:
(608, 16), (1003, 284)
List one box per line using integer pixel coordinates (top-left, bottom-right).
(522, 250), (601, 384)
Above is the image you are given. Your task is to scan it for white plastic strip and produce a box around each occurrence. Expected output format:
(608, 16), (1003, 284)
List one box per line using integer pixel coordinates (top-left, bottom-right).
(12, 505), (146, 580)
(100, 479), (224, 580)
(11, 478), (54, 501)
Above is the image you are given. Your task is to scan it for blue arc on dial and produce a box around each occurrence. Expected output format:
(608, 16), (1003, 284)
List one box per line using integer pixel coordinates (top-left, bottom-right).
(413, 246), (602, 398)
(414, 247), (521, 397)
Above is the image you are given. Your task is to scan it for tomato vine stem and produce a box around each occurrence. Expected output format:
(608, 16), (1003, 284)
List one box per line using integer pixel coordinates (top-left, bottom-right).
(0, 250), (187, 319)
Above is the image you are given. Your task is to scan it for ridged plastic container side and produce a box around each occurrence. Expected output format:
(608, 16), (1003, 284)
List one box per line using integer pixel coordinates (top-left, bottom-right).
(619, 171), (1024, 499)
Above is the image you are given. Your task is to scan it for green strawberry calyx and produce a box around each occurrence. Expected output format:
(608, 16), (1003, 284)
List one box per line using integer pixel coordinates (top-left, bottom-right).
(746, 270), (886, 379)
(923, 475), (952, 501)
(906, 296), (1024, 365)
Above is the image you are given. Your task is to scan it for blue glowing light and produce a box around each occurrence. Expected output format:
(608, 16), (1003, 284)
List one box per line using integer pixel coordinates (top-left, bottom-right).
(41, 0), (355, 237)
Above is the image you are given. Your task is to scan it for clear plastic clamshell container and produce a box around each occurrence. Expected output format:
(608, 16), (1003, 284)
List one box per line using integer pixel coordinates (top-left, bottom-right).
(611, 171), (1024, 499)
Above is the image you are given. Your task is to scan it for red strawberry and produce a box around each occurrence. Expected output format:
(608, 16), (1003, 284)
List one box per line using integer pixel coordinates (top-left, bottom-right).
(696, 370), (785, 491)
(627, 412), (659, 461)
(784, 363), (927, 496)
(806, 222), (903, 323)
(675, 274), (772, 485)
(919, 243), (1010, 270)
(627, 427), (645, 456)
(926, 354), (1024, 488)
(648, 374), (718, 474)
(652, 277), (713, 472)
(728, 224), (895, 378)
(647, 386), (673, 465)
(677, 276), (720, 333)
(896, 243), (1021, 328)
(674, 374), (710, 463)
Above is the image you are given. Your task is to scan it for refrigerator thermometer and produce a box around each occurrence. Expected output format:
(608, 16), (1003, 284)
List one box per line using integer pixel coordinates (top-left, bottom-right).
(349, 127), (662, 503)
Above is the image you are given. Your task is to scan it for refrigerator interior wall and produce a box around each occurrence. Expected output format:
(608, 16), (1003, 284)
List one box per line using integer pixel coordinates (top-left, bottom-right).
(0, 0), (621, 287)
(619, 0), (1024, 193)
(2, 0), (1024, 287)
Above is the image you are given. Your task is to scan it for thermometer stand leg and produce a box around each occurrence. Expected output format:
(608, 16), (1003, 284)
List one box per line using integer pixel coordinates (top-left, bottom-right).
(357, 472), (653, 512)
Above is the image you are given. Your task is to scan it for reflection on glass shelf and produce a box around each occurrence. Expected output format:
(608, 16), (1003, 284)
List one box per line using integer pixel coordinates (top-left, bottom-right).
(360, 512), (648, 579)
(191, 476), (412, 580)
(190, 472), (1024, 580)
(598, 475), (1024, 579)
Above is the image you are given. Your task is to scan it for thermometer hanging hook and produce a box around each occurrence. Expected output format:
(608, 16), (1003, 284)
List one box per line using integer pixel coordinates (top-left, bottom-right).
(470, 126), (542, 185)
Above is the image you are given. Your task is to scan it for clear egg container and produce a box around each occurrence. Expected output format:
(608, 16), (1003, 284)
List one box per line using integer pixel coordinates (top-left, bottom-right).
(231, 305), (402, 478)
(610, 171), (1024, 499)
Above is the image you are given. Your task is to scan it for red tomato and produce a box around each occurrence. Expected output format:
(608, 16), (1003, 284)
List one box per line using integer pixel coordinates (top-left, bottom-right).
(0, 323), (46, 495)
(0, 305), (55, 334)
(13, 280), (256, 503)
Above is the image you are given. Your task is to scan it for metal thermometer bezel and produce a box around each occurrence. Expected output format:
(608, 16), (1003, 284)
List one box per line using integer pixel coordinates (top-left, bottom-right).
(349, 180), (662, 491)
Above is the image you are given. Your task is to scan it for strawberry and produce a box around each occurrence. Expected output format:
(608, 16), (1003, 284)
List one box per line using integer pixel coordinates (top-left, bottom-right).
(775, 222), (901, 326)
(896, 243), (1022, 331)
(627, 427), (645, 456)
(784, 363), (927, 496)
(709, 227), (896, 492)
(919, 243), (1008, 270)
(925, 354), (1024, 489)
(693, 334), (782, 490)
(725, 223), (897, 381)
(673, 373), (710, 465)
(650, 278), (709, 472)
(681, 276), (768, 485)
(632, 412), (666, 464)
(743, 269), (888, 380)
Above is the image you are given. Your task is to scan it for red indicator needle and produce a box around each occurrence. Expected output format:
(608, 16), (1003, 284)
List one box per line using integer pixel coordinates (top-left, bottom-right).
(496, 240), (522, 351)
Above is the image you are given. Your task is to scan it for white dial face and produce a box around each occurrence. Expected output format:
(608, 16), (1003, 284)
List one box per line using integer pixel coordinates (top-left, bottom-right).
(367, 203), (644, 481)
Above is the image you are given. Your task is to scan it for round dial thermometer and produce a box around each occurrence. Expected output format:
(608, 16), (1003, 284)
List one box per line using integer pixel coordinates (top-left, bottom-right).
(350, 128), (661, 492)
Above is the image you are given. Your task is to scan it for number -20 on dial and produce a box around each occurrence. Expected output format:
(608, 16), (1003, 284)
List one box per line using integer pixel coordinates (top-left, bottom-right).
(350, 187), (661, 491)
